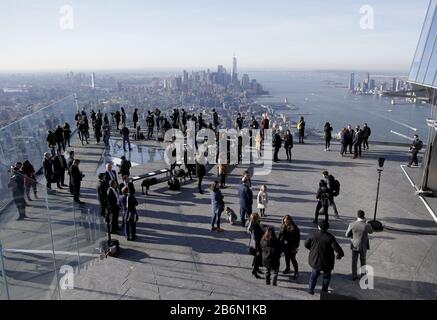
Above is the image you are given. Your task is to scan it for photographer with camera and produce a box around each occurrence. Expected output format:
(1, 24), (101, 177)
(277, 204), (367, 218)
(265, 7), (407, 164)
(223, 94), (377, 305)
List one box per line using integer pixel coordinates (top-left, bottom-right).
(407, 134), (423, 167)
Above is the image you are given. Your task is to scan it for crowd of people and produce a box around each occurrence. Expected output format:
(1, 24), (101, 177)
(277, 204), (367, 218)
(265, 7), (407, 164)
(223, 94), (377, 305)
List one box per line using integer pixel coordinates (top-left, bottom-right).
(202, 165), (373, 294)
(6, 103), (426, 296)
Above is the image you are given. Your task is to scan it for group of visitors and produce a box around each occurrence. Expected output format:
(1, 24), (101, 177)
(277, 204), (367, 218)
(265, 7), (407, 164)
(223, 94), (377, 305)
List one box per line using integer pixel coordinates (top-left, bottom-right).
(97, 162), (138, 241)
(248, 208), (372, 295)
(338, 123), (372, 159)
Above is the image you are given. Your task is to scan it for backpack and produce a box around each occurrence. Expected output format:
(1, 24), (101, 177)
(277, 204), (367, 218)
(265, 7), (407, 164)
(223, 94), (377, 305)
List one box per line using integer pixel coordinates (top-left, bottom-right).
(331, 179), (340, 197)
(417, 140), (424, 150)
(168, 176), (180, 191)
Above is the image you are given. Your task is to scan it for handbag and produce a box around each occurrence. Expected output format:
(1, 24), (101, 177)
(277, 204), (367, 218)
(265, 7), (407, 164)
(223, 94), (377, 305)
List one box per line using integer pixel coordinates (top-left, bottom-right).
(248, 231), (257, 256)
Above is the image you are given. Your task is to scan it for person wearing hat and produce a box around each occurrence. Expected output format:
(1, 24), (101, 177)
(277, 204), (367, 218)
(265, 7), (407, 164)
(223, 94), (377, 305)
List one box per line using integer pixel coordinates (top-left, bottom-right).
(305, 220), (344, 295)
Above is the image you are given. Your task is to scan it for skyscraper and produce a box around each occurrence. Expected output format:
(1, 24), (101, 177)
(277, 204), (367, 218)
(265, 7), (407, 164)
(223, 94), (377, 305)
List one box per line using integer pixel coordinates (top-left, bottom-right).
(349, 73), (355, 91)
(232, 56), (238, 83)
(242, 74), (250, 89)
(91, 72), (96, 89)
(392, 77), (397, 92)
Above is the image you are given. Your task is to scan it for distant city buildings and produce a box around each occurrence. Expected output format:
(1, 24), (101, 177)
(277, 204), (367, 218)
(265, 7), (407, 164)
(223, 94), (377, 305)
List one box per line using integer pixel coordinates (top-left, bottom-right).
(349, 72), (410, 96)
(349, 73), (355, 91)
(163, 56), (267, 96)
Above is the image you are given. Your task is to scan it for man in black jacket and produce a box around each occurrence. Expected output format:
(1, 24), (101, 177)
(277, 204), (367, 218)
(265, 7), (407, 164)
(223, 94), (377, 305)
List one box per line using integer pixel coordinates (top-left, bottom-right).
(67, 151), (75, 194)
(362, 123), (371, 150)
(305, 220), (344, 295)
(196, 160), (206, 194)
(107, 179), (121, 234)
(53, 150), (68, 189)
(133, 108), (139, 129)
(346, 125), (354, 154)
(43, 152), (54, 190)
(407, 134), (423, 167)
(54, 125), (65, 152)
(118, 156), (132, 177)
(314, 180), (330, 223)
(238, 177), (253, 228)
(120, 125), (132, 151)
(97, 173), (108, 218)
(323, 171), (340, 218)
(70, 159), (84, 204)
(273, 130), (282, 162)
(352, 126), (363, 159)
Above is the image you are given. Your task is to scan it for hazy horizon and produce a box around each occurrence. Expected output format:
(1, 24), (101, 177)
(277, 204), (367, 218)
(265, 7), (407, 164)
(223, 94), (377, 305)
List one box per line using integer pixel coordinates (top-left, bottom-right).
(0, 0), (429, 72)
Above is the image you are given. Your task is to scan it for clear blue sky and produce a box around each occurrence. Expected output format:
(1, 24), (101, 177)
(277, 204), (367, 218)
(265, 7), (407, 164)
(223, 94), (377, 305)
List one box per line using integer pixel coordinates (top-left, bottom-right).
(0, 0), (430, 72)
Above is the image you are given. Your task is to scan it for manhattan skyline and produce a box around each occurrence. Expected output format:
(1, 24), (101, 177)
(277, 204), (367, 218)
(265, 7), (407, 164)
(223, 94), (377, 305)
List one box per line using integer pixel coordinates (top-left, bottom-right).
(0, 0), (430, 72)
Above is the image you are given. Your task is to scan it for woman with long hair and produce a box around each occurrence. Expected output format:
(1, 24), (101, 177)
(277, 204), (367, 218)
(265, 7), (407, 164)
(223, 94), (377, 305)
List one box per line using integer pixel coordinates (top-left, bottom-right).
(248, 212), (263, 279)
(261, 227), (281, 286)
(278, 215), (300, 279)
(210, 181), (224, 232)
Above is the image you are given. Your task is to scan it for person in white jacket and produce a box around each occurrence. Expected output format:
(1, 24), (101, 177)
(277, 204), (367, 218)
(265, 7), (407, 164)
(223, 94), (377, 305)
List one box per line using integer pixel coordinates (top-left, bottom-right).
(257, 185), (269, 217)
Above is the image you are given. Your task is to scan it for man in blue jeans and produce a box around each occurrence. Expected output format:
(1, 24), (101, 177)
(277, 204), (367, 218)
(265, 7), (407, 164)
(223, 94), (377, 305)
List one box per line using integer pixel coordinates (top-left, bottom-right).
(305, 220), (344, 295)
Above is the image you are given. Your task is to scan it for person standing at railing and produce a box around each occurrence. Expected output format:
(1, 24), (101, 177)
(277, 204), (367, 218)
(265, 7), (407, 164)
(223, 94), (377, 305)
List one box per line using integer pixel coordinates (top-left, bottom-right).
(54, 125), (65, 152)
(63, 122), (72, 148)
(120, 124), (132, 152)
(114, 110), (121, 130)
(297, 117), (305, 144)
(46, 130), (57, 154)
(133, 108), (139, 129)
(43, 152), (54, 190)
(8, 162), (27, 220)
(22, 160), (37, 201)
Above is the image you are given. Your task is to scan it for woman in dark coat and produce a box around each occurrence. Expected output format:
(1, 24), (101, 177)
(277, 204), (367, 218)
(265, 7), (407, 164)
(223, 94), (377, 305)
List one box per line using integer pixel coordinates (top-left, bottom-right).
(278, 215), (300, 278)
(324, 122), (333, 151)
(284, 129), (293, 161)
(261, 227), (281, 286)
(210, 181), (224, 232)
(22, 160), (37, 200)
(248, 212), (263, 279)
(63, 122), (72, 147)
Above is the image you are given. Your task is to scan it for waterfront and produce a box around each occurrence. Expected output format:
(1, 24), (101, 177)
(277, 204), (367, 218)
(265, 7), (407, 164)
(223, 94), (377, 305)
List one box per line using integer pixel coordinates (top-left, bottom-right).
(251, 70), (432, 143)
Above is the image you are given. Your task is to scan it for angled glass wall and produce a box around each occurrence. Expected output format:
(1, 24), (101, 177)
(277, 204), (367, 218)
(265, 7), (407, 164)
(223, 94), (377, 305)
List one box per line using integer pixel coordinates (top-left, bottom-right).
(409, 0), (437, 86)
(0, 95), (106, 299)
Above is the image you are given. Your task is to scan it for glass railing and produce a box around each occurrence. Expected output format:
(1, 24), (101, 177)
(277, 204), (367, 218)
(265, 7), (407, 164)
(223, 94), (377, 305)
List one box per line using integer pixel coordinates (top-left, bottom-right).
(0, 95), (107, 300)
